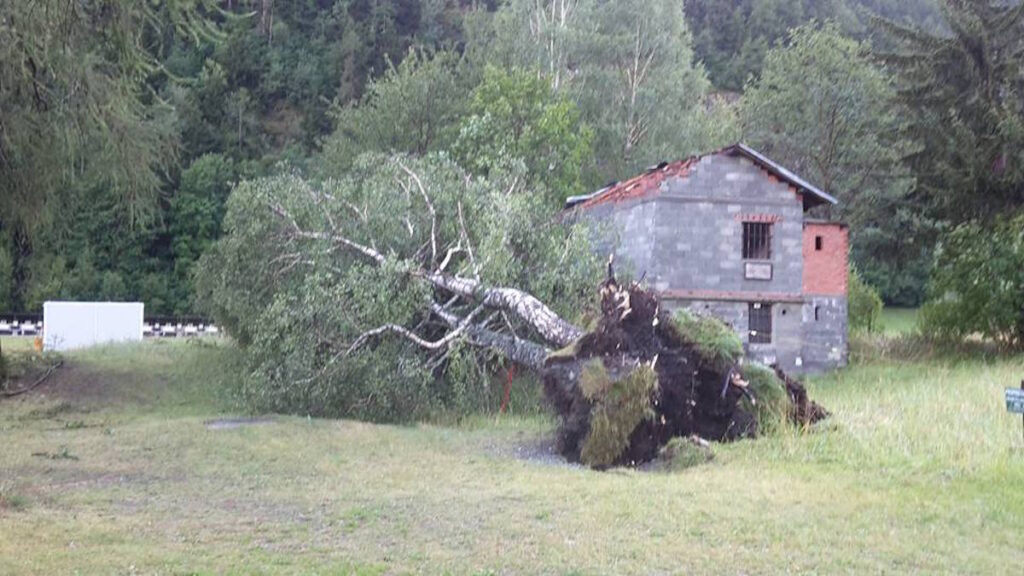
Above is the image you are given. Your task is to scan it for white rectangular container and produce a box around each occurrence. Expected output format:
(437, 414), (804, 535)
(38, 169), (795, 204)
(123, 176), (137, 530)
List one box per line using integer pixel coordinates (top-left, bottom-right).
(43, 302), (145, 351)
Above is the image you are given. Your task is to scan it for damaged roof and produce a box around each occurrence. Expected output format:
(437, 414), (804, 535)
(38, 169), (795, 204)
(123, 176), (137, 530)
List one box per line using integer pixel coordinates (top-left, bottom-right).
(565, 143), (838, 212)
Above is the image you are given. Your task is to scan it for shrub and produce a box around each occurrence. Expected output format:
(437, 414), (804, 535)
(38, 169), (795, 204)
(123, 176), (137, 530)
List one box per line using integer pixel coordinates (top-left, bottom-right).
(920, 214), (1024, 348)
(848, 266), (883, 333)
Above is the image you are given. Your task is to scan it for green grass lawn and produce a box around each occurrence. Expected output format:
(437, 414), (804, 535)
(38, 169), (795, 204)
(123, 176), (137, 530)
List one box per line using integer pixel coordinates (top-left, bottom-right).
(880, 307), (920, 335)
(1, 335), (36, 353)
(1, 340), (1023, 574)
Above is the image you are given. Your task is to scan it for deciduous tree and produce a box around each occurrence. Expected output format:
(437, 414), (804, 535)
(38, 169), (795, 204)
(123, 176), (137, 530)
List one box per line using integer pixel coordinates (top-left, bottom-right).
(741, 22), (926, 304)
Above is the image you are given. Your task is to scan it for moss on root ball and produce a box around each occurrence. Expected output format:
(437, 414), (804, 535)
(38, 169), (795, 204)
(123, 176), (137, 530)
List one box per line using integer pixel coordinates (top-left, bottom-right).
(580, 365), (658, 468)
(739, 362), (790, 433)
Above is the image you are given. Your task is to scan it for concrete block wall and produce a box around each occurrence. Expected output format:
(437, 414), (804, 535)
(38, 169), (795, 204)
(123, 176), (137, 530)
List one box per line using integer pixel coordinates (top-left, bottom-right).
(581, 199), (656, 282)
(802, 296), (849, 371)
(652, 154), (804, 295)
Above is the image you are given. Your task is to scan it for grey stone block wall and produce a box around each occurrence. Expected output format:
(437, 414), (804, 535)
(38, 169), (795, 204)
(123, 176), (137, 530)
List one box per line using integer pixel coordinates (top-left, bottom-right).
(801, 296), (848, 372)
(652, 154), (804, 294)
(583, 199), (655, 282)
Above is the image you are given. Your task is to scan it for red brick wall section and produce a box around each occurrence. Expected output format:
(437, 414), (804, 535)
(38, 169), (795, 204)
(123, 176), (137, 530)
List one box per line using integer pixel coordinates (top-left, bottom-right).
(803, 223), (848, 295)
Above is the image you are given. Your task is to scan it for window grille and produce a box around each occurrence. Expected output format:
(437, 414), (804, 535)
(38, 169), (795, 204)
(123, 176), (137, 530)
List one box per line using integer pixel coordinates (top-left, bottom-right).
(742, 222), (772, 259)
(748, 302), (772, 344)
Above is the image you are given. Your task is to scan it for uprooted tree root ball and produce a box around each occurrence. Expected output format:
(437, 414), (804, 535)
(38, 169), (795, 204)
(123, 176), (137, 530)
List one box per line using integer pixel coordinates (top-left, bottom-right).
(543, 274), (828, 468)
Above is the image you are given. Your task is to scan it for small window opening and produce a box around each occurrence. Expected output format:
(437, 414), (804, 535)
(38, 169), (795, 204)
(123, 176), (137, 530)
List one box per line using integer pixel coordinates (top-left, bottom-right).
(748, 302), (772, 344)
(814, 305), (821, 321)
(815, 236), (823, 251)
(742, 222), (773, 260)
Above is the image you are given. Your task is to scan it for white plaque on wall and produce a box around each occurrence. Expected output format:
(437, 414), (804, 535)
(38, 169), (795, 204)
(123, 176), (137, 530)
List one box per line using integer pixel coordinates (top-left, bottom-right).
(744, 262), (773, 280)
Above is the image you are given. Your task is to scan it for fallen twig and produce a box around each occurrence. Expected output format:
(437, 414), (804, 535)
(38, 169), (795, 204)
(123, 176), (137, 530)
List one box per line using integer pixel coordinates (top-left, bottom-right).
(2, 360), (64, 398)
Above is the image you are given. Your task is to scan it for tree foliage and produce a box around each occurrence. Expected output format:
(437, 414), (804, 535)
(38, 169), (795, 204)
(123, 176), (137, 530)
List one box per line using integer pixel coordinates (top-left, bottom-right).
(740, 22), (928, 304)
(196, 153), (601, 419)
(454, 66), (593, 206)
(319, 49), (472, 177)
(685, 0), (943, 91)
(848, 266), (883, 333)
(486, 0), (735, 184)
(877, 0), (1024, 222)
(920, 214), (1024, 348)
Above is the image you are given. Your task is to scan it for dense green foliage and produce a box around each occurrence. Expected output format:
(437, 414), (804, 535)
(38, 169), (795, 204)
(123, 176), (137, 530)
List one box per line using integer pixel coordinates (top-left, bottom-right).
(741, 23), (927, 305)
(685, 0), (942, 91)
(319, 49), (472, 177)
(920, 214), (1024, 348)
(8, 0), (1008, 317)
(5, 0), (1024, 413)
(848, 266), (884, 333)
(879, 1), (1024, 324)
(454, 66), (593, 206)
(1, 1), (478, 314)
(195, 153), (601, 419)
(485, 0), (736, 185)
(878, 0), (1024, 223)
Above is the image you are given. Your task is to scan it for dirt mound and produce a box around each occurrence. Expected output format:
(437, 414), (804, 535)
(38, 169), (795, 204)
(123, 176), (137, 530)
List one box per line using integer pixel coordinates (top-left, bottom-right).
(543, 272), (827, 468)
(2, 358), (139, 410)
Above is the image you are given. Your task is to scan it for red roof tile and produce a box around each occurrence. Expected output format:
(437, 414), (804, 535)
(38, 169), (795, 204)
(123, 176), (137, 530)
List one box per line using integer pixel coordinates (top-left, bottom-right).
(568, 143), (838, 212)
(577, 157), (698, 209)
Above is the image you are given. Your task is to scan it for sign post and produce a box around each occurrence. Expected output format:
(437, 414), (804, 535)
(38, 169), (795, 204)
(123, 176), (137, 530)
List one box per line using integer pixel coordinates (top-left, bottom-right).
(1006, 381), (1024, 441)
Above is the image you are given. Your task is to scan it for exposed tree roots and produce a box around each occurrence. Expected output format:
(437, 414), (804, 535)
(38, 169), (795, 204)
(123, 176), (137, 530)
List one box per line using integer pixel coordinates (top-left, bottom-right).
(542, 272), (827, 468)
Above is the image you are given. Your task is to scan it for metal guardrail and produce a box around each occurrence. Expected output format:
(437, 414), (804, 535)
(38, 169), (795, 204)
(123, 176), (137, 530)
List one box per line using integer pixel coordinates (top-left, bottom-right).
(0, 316), (222, 338)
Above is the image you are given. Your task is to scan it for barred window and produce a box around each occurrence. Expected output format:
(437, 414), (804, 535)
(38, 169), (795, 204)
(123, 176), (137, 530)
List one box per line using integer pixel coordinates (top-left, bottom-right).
(748, 302), (772, 344)
(742, 222), (772, 259)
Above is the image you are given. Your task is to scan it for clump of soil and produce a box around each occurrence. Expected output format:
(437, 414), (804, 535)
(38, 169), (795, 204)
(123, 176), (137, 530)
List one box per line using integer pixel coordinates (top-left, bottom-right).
(651, 436), (715, 471)
(543, 272), (827, 468)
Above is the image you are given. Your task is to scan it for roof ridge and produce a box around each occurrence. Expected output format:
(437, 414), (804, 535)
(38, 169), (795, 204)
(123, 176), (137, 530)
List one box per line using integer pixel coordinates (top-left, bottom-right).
(564, 143), (837, 211)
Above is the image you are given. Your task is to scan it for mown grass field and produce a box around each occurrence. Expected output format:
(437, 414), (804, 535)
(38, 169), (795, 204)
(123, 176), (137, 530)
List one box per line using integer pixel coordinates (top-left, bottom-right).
(1, 338), (1023, 574)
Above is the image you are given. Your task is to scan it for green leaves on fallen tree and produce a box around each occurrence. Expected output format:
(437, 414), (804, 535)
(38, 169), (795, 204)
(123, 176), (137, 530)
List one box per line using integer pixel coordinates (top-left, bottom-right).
(196, 153), (602, 420)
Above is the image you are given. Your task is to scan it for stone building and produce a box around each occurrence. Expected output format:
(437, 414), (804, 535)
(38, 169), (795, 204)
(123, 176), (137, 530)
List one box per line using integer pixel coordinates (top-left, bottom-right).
(566, 143), (848, 373)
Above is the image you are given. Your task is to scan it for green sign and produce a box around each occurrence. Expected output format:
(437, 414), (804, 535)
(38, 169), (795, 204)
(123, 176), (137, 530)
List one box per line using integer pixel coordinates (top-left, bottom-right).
(1007, 388), (1024, 414)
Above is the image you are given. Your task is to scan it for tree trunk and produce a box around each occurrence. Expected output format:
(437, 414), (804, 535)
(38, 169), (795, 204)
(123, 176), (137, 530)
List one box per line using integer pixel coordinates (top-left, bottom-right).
(425, 271), (584, 348)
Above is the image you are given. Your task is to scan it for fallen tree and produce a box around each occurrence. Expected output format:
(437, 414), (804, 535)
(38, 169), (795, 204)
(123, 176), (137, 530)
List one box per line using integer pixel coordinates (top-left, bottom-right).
(197, 153), (827, 466)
